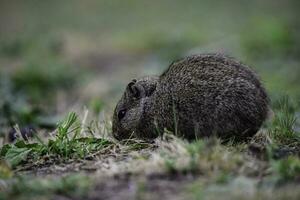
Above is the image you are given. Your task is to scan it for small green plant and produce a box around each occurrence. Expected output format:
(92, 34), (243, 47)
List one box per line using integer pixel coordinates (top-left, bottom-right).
(48, 112), (81, 157)
(0, 112), (114, 168)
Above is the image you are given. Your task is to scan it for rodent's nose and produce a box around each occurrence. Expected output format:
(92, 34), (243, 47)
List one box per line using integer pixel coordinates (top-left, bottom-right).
(112, 132), (122, 141)
(112, 131), (133, 141)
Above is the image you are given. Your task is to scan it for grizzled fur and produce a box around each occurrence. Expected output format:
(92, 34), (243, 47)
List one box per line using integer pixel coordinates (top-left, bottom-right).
(112, 54), (270, 141)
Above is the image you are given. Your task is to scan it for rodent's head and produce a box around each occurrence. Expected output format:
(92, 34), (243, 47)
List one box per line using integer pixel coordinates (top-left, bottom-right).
(112, 76), (158, 140)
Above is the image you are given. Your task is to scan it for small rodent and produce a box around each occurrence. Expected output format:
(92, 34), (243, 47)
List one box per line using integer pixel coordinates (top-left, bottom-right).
(112, 54), (270, 141)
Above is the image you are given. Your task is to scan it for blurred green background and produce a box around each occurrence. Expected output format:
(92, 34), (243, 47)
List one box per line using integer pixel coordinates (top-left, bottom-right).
(0, 0), (299, 133)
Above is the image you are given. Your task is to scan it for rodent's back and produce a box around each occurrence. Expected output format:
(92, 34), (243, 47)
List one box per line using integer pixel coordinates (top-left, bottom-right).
(153, 54), (269, 140)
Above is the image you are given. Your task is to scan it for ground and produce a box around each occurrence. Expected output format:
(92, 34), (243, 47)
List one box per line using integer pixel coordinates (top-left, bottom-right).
(0, 1), (300, 199)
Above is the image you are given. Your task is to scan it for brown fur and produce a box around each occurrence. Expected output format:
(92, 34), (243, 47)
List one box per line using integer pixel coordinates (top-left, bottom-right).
(112, 54), (270, 141)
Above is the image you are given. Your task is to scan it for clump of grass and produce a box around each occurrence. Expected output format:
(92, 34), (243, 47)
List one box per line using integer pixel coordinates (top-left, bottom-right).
(0, 112), (114, 168)
(268, 96), (299, 145)
(48, 112), (81, 157)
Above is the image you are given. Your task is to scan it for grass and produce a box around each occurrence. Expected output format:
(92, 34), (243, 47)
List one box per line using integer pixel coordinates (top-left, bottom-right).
(0, 112), (115, 168)
(267, 96), (300, 147)
(0, 105), (299, 199)
(0, 0), (299, 199)
(0, 60), (299, 199)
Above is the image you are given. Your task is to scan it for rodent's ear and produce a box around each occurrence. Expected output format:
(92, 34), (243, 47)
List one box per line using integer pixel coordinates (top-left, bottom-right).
(127, 79), (145, 98)
(127, 79), (137, 91)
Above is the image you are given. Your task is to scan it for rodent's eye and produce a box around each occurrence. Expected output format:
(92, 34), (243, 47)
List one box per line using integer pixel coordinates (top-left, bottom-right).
(118, 109), (127, 120)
